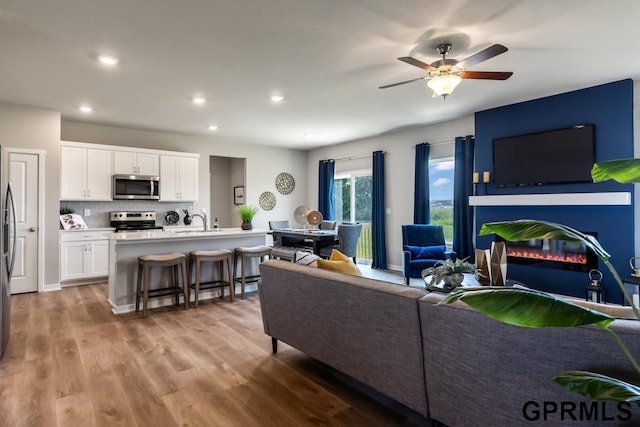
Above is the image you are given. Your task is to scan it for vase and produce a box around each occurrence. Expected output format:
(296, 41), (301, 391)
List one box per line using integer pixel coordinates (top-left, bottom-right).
(241, 221), (253, 230)
(442, 272), (464, 291)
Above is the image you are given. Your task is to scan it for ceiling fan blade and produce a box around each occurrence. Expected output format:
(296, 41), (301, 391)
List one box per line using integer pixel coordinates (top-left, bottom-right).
(398, 56), (436, 72)
(379, 77), (426, 89)
(457, 44), (508, 69)
(461, 71), (513, 80)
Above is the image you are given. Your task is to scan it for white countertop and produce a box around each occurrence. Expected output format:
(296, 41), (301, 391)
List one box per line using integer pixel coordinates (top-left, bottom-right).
(110, 227), (267, 241)
(60, 227), (115, 232)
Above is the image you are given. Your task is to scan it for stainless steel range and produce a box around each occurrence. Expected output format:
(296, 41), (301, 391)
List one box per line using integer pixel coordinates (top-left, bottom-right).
(110, 211), (164, 232)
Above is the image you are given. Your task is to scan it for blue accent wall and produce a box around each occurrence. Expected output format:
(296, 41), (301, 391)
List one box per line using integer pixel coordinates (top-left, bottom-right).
(474, 79), (634, 303)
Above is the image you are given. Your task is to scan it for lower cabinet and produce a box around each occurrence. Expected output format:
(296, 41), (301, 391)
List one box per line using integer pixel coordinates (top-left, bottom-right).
(60, 231), (111, 283)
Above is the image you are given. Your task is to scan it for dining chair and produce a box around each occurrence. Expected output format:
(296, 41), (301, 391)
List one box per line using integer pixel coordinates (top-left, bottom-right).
(319, 223), (362, 262)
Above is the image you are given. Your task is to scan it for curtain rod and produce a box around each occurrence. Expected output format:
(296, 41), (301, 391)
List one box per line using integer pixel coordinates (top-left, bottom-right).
(413, 139), (456, 148)
(332, 151), (386, 162)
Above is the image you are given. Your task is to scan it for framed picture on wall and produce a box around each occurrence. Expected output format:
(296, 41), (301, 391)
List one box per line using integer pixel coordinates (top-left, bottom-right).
(234, 186), (245, 205)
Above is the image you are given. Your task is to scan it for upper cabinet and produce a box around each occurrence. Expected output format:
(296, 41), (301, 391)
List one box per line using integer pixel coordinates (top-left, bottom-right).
(113, 151), (159, 176)
(60, 141), (199, 202)
(60, 145), (113, 201)
(159, 155), (199, 201)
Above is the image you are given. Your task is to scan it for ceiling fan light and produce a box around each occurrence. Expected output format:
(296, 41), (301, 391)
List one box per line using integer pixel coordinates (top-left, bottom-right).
(427, 74), (462, 97)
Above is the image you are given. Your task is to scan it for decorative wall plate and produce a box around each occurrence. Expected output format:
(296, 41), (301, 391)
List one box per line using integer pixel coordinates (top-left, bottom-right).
(259, 191), (276, 211)
(293, 205), (310, 225)
(275, 172), (295, 195)
(306, 210), (323, 226)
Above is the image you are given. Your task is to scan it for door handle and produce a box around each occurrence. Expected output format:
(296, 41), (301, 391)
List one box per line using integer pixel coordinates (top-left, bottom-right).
(29, 227), (36, 232)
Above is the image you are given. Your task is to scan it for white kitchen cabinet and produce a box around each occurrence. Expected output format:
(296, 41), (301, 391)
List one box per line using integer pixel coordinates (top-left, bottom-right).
(113, 151), (159, 175)
(60, 230), (111, 282)
(60, 145), (112, 200)
(160, 155), (198, 201)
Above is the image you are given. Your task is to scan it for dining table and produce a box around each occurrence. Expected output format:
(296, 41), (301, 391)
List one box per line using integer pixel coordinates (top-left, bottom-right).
(270, 228), (338, 255)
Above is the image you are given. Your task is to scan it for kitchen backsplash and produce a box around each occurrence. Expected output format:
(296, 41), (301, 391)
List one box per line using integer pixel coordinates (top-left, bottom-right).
(60, 201), (195, 228)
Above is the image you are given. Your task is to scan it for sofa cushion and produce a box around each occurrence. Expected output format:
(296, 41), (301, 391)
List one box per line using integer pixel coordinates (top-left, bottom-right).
(317, 249), (362, 276)
(405, 244), (445, 260)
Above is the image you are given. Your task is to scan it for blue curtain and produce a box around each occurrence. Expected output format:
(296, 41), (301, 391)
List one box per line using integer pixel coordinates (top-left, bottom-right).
(453, 135), (475, 259)
(414, 142), (430, 224)
(318, 160), (335, 220)
(372, 151), (387, 269)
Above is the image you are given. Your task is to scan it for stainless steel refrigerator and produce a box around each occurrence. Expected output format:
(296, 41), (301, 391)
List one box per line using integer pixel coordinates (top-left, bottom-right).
(0, 147), (17, 359)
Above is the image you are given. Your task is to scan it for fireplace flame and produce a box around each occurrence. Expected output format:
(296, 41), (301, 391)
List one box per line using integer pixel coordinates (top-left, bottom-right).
(506, 248), (587, 265)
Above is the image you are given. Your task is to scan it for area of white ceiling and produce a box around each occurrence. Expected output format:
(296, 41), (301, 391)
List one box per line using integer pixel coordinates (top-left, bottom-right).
(1, 0), (639, 150)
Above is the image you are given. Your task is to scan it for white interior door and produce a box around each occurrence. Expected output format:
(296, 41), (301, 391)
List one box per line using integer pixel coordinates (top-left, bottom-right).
(9, 152), (39, 294)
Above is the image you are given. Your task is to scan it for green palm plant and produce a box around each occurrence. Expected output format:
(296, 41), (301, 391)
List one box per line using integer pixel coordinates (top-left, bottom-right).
(236, 204), (259, 222)
(439, 158), (640, 404)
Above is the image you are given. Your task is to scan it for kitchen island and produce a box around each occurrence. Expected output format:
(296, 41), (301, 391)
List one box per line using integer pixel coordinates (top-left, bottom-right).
(108, 228), (267, 314)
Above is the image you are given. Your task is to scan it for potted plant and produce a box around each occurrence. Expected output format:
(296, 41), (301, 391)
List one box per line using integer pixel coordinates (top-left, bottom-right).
(59, 206), (75, 215)
(422, 258), (478, 292)
(435, 148), (640, 405)
(236, 204), (259, 230)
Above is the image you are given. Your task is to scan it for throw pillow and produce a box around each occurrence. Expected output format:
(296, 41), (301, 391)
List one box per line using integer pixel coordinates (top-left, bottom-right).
(295, 251), (319, 267)
(405, 244), (445, 260)
(316, 249), (362, 276)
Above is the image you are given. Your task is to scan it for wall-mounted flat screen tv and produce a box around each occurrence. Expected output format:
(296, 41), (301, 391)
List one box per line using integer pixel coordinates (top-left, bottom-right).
(492, 125), (595, 187)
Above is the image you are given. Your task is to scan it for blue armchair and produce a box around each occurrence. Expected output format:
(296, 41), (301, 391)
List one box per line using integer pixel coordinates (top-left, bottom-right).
(402, 224), (456, 285)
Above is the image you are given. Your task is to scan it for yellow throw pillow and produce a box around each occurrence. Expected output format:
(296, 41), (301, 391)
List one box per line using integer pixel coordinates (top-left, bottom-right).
(316, 249), (362, 276)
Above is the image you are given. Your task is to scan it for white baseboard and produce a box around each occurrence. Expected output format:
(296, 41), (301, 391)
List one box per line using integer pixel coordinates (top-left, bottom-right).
(42, 282), (62, 292)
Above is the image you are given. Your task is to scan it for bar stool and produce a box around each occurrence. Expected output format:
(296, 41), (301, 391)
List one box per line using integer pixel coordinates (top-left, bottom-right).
(189, 249), (233, 307)
(136, 252), (189, 317)
(233, 246), (272, 299)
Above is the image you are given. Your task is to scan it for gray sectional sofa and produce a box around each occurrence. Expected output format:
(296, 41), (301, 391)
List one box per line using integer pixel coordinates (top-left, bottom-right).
(258, 259), (640, 426)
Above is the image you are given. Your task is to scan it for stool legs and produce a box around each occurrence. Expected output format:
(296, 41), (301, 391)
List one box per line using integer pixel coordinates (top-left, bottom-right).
(233, 250), (270, 299)
(180, 261), (188, 310)
(143, 263), (151, 318)
(136, 254), (188, 318)
(189, 250), (234, 306)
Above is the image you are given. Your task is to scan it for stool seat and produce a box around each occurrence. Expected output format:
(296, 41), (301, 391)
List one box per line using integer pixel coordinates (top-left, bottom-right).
(139, 252), (187, 263)
(189, 249), (233, 307)
(190, 248), (232, 258)
(233, 246), (272, 299)
(137, 252), (189, 317)
(235, 246), (272, 256)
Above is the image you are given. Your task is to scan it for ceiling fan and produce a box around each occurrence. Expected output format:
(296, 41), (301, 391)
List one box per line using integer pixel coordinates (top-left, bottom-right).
(380, 43), (513, 97)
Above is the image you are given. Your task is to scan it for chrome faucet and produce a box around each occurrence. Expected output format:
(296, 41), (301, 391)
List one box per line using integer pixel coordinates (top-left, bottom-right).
(191, 211), (208, 231)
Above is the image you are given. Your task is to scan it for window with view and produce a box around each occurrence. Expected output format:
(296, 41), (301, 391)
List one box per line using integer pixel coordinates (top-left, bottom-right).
(333, 170), (372, 263)
(429, 158), (454, 243)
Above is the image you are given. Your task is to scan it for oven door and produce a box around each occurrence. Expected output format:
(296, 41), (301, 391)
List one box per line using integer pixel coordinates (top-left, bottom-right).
(113, 175), (160, 200)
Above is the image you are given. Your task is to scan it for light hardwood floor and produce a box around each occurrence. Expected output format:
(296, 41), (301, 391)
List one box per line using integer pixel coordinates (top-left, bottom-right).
(0, 282), (429, 427)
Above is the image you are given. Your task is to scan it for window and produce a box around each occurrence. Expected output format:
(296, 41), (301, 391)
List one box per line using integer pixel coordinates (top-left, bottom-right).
(333, 170), (372, 262)
(429, 158), (454, 243)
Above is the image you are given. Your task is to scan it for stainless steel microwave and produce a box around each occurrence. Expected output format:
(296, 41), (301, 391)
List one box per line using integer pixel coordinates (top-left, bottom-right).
(112, 174), (160, 200)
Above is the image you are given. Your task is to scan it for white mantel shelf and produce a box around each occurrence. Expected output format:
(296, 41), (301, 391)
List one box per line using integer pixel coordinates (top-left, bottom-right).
(469, 192), (631, 207)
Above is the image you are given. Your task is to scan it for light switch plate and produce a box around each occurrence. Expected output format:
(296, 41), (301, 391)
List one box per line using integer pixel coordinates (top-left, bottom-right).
(83, 208), (90, 216)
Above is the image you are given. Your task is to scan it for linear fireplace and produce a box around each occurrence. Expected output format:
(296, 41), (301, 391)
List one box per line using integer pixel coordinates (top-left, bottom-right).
(495, 232), (598, 272)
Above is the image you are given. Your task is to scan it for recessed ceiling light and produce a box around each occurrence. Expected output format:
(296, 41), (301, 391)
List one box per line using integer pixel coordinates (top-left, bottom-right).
(78, 105), (93, 113)
(271, 95), (284, 103)
(208, 125), (219, 131)
(97, 55), (119, 65)
(192, 96), (207, 105)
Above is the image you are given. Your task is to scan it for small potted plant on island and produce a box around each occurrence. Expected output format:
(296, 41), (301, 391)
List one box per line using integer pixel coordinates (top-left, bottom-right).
(421, 258), (478, 292)
(236, 204), (259, 230)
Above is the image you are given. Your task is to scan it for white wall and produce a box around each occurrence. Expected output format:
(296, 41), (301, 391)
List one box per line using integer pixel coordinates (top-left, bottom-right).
(306, 115), (475, 269)
(61, 121), (309, 231)
(0, 102), (61, 287)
